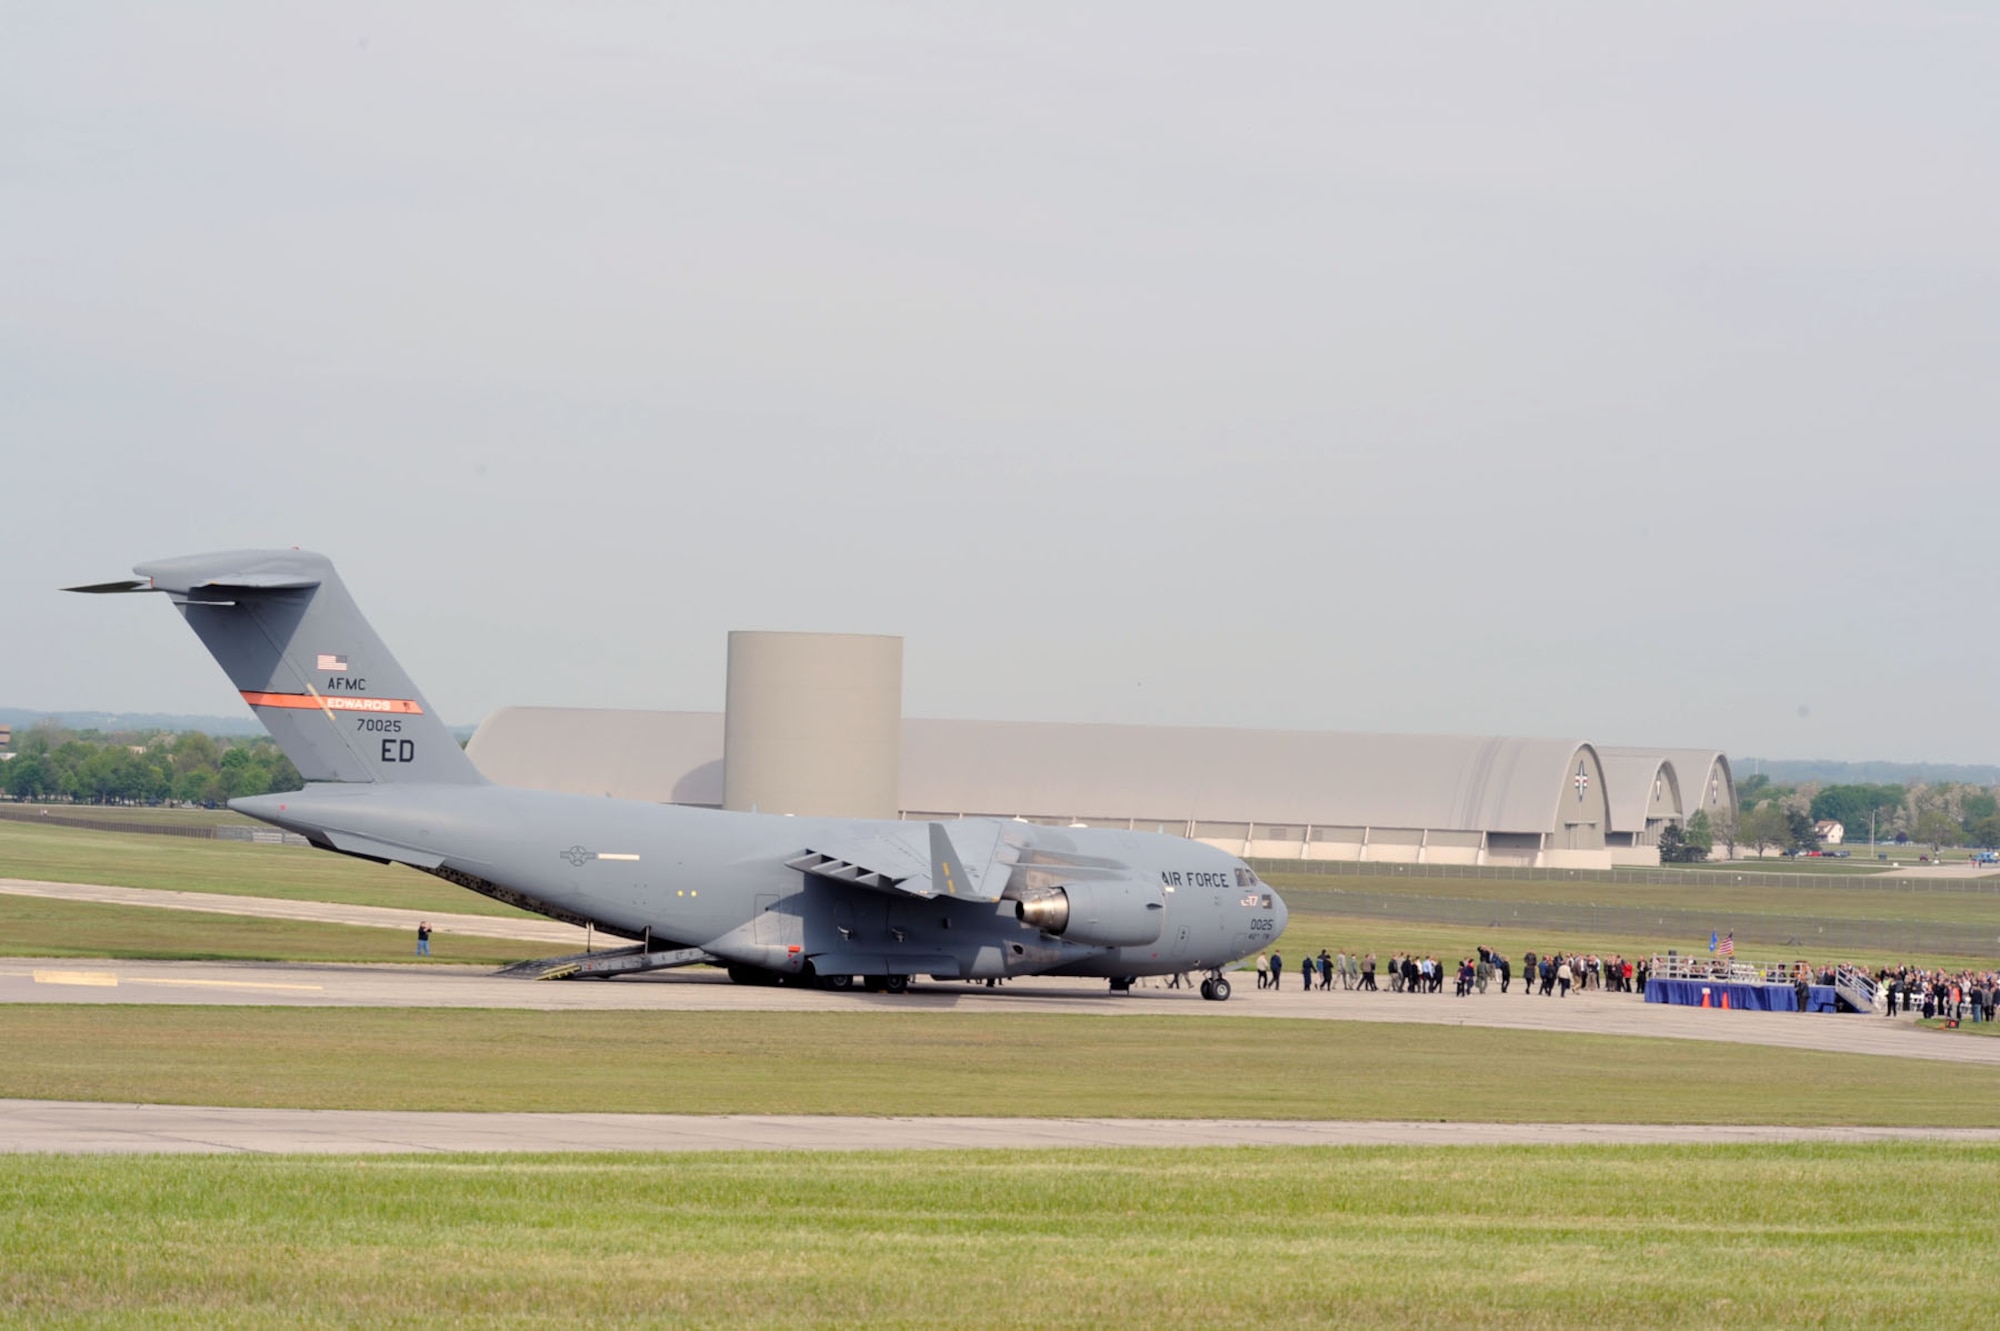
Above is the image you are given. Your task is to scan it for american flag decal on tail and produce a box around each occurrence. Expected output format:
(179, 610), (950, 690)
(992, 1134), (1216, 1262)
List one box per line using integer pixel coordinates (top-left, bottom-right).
(316, 653), (348, 672)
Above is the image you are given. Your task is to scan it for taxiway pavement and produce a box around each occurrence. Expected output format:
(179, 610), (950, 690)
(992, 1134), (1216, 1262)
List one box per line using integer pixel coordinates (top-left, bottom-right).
(5, 1100), (1998, 1154)
(4, 954), (1998, 1068)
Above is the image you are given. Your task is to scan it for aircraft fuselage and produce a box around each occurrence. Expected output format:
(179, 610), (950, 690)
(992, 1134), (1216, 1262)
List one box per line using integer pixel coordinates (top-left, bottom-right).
(235, 783), (1288, 983)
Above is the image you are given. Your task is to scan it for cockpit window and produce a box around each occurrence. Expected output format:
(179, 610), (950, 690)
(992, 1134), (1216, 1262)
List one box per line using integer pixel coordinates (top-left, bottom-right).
(1234, 868), (1259, 888)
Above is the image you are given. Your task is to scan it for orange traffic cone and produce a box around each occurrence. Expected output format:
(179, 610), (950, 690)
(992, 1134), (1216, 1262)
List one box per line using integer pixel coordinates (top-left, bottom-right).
(1720, 991), (1730, 1010)
(1701, 988), (1711, 1008)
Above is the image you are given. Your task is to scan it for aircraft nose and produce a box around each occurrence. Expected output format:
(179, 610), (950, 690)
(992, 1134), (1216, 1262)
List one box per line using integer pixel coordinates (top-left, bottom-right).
(1269, 888), (1290, 938)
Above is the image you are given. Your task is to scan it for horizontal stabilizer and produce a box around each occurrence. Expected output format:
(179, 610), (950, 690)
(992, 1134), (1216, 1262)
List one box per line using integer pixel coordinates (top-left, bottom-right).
(62, 579), (161, 595)
(194, 571), (322, 590)
(132, 551), (325, 597)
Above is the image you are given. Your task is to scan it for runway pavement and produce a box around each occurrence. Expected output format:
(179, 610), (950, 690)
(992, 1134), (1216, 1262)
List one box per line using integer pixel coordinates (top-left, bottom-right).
(4, 875), (1997, 1066)
(6, 1099), (1998, 1154)
(5, 953), (1999, 1067)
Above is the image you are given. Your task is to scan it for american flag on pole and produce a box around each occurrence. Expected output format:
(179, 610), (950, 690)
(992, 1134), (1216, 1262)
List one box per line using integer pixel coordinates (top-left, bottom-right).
(1718, 932), (1734, 957)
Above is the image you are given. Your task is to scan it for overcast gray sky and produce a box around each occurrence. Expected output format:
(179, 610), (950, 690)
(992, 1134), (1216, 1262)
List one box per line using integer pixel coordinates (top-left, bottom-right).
(4, 2), (1995, 762)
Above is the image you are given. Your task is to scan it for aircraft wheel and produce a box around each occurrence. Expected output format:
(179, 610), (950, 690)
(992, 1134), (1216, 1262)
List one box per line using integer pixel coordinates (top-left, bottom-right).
(824, 974), (855, 991)
(885, 975), (910, 994)
(1199, 978), (1216, 1000)
(1210, 977), (1232, 1002)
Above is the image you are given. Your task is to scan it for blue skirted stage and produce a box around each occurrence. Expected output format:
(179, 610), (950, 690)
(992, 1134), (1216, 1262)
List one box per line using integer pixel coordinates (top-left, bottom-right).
(1645, 979), (1841, 1013)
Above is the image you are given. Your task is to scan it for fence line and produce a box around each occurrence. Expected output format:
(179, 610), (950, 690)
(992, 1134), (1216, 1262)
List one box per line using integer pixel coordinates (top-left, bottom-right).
(1250, 856), (2000, 895)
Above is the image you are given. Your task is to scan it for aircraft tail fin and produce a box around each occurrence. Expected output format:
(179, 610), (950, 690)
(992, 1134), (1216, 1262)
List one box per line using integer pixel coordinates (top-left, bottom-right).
(70, 549), (486, 786)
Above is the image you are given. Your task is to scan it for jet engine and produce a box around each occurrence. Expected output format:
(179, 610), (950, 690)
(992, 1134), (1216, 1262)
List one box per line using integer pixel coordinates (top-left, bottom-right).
(1006, 880), (1164, 948)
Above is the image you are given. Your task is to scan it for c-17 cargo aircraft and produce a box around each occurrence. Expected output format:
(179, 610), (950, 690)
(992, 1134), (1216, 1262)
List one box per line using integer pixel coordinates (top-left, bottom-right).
(71, 550), (1285, 998)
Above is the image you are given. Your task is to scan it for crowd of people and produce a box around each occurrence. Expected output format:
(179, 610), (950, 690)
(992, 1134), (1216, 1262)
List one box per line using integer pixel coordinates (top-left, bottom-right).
(1236, 948), (1994, 1023)
(1878, 966), (2000, 1022)
(1249, 947), (1647, 998)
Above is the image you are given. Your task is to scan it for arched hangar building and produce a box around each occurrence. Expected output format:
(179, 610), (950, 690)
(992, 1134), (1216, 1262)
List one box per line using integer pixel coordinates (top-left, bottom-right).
(468, 708), (1733, 870)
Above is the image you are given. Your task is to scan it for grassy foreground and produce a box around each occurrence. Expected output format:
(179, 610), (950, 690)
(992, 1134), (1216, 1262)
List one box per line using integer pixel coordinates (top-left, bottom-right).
(4, 1007), (1997, 1124)
(1, 1146), (1995, 1325)
(0, 895), (534, 967)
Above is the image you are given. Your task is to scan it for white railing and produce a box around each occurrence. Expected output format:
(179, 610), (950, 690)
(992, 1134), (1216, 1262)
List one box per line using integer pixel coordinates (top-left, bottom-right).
(1648, 954), (1776, 985)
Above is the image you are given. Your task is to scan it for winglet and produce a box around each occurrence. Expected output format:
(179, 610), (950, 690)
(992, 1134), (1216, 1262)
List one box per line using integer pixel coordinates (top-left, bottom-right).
(930, 822), (971, 898)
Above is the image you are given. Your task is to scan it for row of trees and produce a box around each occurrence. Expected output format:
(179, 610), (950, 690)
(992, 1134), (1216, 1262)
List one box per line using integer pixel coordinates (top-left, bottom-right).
(1726, 776), (2000, 857)
(0, 726), (302, 806)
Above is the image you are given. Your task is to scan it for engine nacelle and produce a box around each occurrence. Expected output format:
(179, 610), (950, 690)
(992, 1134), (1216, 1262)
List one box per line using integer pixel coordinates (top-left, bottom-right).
(1008, 879), (1165, 948)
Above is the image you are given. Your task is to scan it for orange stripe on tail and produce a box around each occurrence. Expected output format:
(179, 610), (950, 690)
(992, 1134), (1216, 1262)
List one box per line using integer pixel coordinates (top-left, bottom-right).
(241, 691), (424, 715)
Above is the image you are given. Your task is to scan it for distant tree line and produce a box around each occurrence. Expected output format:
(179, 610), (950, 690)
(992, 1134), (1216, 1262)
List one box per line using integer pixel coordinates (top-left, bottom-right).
(1724, 775), (2000, 857)
(0, 725), (302, 805)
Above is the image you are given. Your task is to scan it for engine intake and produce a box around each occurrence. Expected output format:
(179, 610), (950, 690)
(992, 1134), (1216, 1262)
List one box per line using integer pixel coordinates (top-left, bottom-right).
(1007, 880), (1164, 948)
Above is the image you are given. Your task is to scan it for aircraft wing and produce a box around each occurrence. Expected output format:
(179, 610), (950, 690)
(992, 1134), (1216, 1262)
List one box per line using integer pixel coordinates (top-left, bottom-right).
(785, 821), (1014, 901)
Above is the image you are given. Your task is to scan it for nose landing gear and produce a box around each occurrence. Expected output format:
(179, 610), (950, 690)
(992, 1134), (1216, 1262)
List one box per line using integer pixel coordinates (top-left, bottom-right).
(1198, 974), (1232, 1002)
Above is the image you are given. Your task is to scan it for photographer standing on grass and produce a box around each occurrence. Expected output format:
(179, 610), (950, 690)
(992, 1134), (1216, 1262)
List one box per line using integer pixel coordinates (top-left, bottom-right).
(416, 921), (431, 957)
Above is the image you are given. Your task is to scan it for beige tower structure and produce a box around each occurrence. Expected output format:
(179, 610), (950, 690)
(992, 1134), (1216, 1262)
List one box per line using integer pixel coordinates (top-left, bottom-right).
(722, 631), (903, 818)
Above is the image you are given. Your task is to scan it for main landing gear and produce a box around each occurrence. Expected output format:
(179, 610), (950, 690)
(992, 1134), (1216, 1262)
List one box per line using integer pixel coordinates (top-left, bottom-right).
(1198, 974), (1233, 1002)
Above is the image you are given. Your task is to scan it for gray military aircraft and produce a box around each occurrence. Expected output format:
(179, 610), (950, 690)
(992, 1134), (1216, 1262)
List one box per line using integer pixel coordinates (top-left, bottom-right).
(71, 549), (1285, 998)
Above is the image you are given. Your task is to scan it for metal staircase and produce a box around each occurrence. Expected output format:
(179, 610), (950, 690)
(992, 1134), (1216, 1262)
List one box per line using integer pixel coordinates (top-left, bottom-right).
(495, 943), (713, 981)
(1833, 963), (1882, 1014)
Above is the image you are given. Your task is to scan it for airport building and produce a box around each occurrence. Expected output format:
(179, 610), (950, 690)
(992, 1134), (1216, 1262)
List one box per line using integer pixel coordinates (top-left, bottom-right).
(466, 633), (1735, 871)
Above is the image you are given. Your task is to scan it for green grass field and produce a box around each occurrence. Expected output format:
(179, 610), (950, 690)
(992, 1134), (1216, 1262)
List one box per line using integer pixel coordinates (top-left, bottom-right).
(1263, 876), (2000, 973)
(1267, 903), (1996, 975)
(4, 1007), (1995, 1123)
(0, 819), (530, 917)
(0, 895), (534, 966)
(1263, 872), (2000, 926)
(1, 1145), (1994, 1325)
